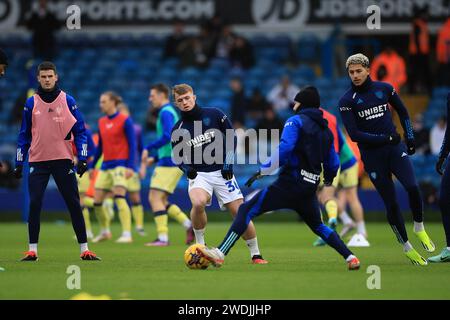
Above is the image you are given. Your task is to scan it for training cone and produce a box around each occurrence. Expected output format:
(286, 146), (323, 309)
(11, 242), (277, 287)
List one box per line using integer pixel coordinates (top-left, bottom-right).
(347, 233), (370, 247)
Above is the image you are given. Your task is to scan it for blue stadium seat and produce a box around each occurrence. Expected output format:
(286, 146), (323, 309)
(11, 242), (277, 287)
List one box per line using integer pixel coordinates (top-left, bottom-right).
(298, 34), (320, 62)
(292, 65), (315, 81)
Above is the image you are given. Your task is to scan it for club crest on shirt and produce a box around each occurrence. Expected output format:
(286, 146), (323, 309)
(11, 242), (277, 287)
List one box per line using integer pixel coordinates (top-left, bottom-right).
(203, 117), (211, 126)
(375, 91), (384, 99)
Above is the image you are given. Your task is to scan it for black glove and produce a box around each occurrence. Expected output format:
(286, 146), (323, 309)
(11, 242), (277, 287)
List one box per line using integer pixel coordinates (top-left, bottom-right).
(76, 160), (88, 178)
(221, 164), (233, 181)
(13, 165), (23, 179)
(406, 138), (416, 155)
(323, 180), (333, 187)
(436, 156), (446, 176)
(245, 170), (262, 188)
(186, 167), (198, 180)
(388, 133), (401, 145)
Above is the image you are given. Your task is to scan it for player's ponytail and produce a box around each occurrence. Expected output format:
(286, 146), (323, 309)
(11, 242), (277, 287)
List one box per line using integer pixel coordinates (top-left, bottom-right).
(103, 91), (123, 106)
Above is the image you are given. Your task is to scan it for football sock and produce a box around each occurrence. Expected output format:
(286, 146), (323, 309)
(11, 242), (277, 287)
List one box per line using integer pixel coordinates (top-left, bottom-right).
(193, 228), (206, 245)
(94, 203), (110, 231)
(325, 199), (338, 221)
(81, 206), (92, 234)
(115, 196), (132, 234)
(403, 241), (413, 252)
(315, 224), (353, 259)
(29, 243), (37, 254)
(103, 197), (115, 219)
(346, 254), (357, 262)
(83, 196), (94, 209)
(154, 211), (169, 241)
(167, 203), (191, 229)
(414, 221), (424, 232)
(340, 210), (353, 225)
(407, 186), (423, 223)
(245, 237), (261, 257)
(80, 243), (88, 253)
(131, 203), (144, 230)
(356, 221), (367, 235)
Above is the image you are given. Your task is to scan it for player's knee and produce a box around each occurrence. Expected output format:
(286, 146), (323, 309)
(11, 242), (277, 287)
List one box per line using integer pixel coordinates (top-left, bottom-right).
(191, 197), (208, 210)
(314, 223), (333, 239)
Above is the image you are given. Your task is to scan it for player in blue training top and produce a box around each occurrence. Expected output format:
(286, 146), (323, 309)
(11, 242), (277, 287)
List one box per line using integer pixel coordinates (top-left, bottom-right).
(339, 53), (434, 266)
(432, 93), (450, 263)
(197, 86), (361, 271)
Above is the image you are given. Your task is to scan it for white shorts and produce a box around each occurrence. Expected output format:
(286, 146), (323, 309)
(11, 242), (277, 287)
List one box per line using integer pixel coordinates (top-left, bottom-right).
(188, 170), (244, 210)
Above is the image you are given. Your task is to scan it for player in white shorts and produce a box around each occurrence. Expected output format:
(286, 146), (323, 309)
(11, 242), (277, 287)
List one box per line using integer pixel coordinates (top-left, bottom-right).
(170, 84), (268, 264)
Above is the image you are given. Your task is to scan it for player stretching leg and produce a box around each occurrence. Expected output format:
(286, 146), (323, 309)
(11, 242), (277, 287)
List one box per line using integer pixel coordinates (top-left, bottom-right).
(141, 84), (194, 246)
(171, 84), (267, 264)
(431, 93), (450, 262)
(339, 54), (433, 265)
(14, 61), (99, 261)
(117, 103), (146, 236)
(92, 92), (136, 244)
(198, 87), (360, 270)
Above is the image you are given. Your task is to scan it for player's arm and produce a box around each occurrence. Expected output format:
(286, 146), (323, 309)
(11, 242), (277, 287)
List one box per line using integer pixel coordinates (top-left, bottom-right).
(386, 84), (415, 154)
(323, 143), (340, 184)
(16, 97), (34, 167)
(170, 122), (196, 178)
(91, 133), (103, 170)
(437, 93), (450, 175)
(66, 96), (88, 161)
(145, 110), (175, 151)
(260, 116), (300, 176)
(217, 109), (236, 180)
(124, 117), (137, 171)
(339, 98), (392, 146)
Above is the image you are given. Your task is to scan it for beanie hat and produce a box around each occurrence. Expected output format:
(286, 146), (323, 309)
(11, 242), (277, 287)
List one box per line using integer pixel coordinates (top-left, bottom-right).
(294, 86), (320, 109)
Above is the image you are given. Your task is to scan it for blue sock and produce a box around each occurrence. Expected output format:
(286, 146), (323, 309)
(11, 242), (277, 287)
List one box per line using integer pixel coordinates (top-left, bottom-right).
(316, 224), (353, 259)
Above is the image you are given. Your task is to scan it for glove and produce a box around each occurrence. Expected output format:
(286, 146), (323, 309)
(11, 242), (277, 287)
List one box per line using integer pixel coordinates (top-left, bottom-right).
(388, 133), (401, 145)
(406, 138), (416, 155)
(76, 160), (88, 178)
(13, 165), (23, 179)
(245, 170), (262, 188)
(323, 180), (333, 187)
(436, 156), (446, 176)
(221, 166), (233, 181)
(186, 167), (198, 180)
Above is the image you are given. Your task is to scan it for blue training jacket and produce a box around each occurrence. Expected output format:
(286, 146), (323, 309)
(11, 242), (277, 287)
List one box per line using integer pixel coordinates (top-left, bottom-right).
(261, 108), (340, 188)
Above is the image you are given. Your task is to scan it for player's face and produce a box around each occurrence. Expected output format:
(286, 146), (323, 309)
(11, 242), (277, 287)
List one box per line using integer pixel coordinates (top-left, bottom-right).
(37, 70), (58, 90)
(0, 64), (6, 77)
(174, 92), (196, 112)
(293, 102), (301, 112)
(99, 94), (115, 114)
(149, 89), (164, 108)
(348, 64), (369, 86)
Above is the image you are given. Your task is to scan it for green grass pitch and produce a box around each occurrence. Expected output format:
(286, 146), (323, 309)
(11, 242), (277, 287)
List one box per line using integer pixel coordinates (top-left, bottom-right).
(0, 212), (449, 300)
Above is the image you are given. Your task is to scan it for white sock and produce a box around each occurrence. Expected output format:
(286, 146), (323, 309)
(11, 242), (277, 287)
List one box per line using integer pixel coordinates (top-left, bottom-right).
(414, 221), (424, 232)
(447, 247), (450, 251)
(356, 221), (367, 235)
(121, 231), (132, 238)
(346, 254), (356, 262)
(86, 231), (94, 239)
(245, 237), (261, 257)
(194, 228), (205, 245)
(183, 219), (192, 229)
(403, 241), (413, 252)
(29, 243), (37, 253)
(80, 243), (88, 253)
(340, 211), (353, 225)
(158, 234), (168, 242)
(101, 228), (111, 234)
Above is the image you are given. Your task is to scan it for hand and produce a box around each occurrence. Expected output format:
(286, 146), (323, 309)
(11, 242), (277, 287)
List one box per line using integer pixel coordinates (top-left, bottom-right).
(141, 149), (149, 162)
(125, 168), (134, 179)
(406, 138), (416, 155)
(221, 168), (233, 180)
(388, 133), (401, 145)
(186, 167), (197, 180)
(245, 170), (262, 188)
(146, 156), (155, 167)
(13, 165), (23, 179)
(76, 160), (88, 178)
(436, 157), (446, 176)
(139, 162), (147, 179)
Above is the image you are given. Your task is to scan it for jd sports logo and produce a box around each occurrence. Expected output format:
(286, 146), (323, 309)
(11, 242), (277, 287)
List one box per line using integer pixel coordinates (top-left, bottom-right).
(252, 0), (309, 28)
